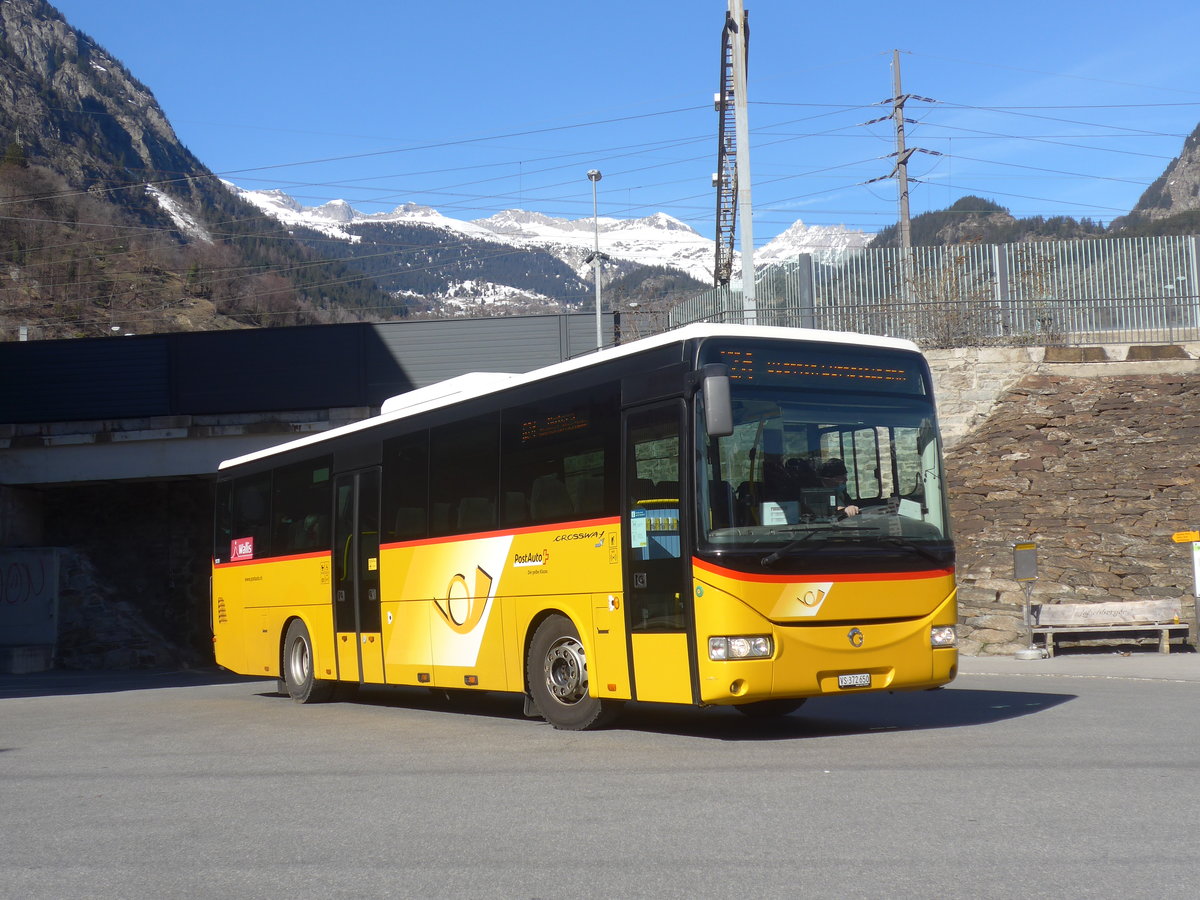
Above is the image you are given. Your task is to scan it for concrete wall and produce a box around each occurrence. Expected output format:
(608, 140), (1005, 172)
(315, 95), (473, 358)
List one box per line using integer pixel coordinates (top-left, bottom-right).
(0, 548), (59, 645)
(0, 486), (43, 545)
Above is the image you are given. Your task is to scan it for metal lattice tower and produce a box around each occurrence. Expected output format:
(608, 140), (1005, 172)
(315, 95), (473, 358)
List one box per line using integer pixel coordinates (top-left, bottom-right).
(712, 10), (741, 287)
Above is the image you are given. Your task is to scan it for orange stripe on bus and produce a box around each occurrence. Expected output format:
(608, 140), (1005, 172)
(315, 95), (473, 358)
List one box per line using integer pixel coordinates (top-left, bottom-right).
(381, 516), (621, 550)
(213, 550), (331, 568)
(692, 556), (953, 584)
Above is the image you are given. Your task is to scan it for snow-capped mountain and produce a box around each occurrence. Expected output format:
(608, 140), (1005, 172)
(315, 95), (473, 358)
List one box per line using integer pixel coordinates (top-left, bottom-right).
(226, 184), (869, 285)
(756, 220), (872, 266)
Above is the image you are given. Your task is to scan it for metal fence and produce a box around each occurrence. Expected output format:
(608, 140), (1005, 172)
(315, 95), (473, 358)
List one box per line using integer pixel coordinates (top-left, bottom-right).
(669, 234), (1200, 347)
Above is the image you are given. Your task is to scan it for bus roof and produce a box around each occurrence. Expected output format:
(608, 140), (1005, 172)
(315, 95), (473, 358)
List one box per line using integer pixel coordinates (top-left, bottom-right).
(217, 323), (922, 472)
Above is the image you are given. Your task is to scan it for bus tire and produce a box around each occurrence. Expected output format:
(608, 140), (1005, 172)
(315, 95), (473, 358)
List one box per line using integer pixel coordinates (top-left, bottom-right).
(734, 698), (806, 718)
(527, 614), (619, 731)
(282, 619), (335, 704)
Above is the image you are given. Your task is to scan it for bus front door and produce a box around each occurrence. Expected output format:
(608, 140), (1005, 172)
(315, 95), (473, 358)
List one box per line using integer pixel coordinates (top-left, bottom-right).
(624, 402), (695, 704)
(332, 467), (384, 683)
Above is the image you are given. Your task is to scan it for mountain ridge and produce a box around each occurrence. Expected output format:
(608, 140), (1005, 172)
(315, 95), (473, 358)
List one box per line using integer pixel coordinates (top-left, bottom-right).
(7, 0), (1200, 340)
(227, 183), (873, 286)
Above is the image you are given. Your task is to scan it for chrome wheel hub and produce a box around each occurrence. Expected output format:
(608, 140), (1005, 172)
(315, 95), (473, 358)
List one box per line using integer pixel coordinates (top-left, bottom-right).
(544, 636), (588, 704)
(288, 638), (310, 684)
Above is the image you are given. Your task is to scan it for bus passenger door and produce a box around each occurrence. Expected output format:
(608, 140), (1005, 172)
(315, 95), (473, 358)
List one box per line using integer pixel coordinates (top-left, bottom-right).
(623, 402), (695, 704)
(333, 467), (384, 683)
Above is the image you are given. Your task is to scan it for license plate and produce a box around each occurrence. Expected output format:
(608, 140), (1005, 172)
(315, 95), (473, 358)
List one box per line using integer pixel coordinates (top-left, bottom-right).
(837, 672), (871, 689)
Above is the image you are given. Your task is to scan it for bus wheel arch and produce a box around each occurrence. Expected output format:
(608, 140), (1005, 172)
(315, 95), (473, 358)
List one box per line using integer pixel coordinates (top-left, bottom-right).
(524, 612), (619, 731)
(281, 617), (335, 704)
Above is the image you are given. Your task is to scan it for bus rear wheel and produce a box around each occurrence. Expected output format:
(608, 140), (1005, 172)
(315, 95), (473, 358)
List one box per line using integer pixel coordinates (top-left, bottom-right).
(734, 698), (806, 718)
(282, 619), (335, 704)
(527, 615), (619, 731)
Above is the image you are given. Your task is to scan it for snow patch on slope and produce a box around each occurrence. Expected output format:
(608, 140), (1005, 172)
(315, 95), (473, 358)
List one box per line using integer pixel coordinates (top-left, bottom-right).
(147, 186), (212, 243)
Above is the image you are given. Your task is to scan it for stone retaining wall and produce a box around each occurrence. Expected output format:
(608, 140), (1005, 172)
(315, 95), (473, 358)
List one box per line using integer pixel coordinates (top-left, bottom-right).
(935, 346), (1200, 654)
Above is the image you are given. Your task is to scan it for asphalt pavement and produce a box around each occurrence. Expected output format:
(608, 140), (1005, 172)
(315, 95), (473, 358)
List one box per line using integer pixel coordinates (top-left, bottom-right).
(958, 647), (1200, 682)
(1, 647), (1197, 899)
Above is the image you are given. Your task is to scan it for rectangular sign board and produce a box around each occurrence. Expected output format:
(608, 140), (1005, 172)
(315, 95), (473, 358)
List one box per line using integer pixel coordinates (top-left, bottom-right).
(1013, 542), (1037, 582)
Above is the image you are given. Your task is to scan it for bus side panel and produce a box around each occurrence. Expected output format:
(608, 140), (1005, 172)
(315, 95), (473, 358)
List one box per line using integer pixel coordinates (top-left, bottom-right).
(381, 593), (433, 686)
(589, 591), (631, 700)
(503, 521), (625, 699)
(507, 592), (632, 701)
(378, 519), (626, 696)
(359, 633), (384, 683)
(212, 554), (334, 679)
(335, 633), (361, 682)
(629, 633), (692, 703)
(380, 535), (514, 690)
(212, 565), (249, 673)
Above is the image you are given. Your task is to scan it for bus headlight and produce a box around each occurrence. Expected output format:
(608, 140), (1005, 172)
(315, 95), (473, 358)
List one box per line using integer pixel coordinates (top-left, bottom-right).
(930, 626), (957, 648)
(709, 635), (773, 660)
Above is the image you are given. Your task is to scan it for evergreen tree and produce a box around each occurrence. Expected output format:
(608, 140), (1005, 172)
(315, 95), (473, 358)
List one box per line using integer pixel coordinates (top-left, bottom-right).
(2, 141), (27, 168)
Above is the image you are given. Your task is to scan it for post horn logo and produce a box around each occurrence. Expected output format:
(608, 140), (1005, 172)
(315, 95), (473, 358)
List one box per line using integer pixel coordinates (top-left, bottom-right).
(798, 588), (826, 608)
(435, 566), (494, 634)
(847, 627), (865, 648)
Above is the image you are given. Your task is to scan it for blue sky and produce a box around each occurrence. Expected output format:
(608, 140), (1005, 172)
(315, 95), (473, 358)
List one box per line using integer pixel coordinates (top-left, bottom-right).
(49, 0), (1200, 247)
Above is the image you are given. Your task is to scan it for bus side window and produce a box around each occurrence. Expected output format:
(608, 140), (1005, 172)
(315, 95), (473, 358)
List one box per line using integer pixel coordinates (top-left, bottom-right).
(272, 459), (332, 555)
(231, 472), (272, 560)
(501, 384), (619, 528)
(430, 414), (499, 537)
(383, 431), (430, 541)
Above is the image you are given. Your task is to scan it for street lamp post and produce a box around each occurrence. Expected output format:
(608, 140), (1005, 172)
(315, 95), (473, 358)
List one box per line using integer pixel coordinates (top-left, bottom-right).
(587, 169), (603, 350)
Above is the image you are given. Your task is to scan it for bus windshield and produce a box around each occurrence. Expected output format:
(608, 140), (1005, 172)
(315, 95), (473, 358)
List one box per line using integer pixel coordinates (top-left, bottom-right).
(696, 341), (952, 574)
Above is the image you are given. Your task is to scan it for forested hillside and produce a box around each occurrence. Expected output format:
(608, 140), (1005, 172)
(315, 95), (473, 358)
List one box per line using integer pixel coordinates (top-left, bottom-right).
(0, 0), (397, 339)
(870, 197), (1107, 248)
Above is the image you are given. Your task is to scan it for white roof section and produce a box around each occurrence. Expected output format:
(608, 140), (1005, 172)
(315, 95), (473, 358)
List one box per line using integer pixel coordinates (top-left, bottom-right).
(379, 372), (519, 415)
(217, 324), (922, 471)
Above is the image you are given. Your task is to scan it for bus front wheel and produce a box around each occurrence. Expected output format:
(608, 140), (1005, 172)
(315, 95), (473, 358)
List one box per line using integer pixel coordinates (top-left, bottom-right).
(527, 615), (619, 731)
(282, 619), (335, 704)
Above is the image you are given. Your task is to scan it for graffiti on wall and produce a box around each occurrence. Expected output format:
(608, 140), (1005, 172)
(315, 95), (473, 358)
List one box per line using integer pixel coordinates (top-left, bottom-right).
(0, 549), (60, 645)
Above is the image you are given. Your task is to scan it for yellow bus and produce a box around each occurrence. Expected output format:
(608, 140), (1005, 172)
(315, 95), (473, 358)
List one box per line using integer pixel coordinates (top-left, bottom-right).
(212, 324), (956, 729)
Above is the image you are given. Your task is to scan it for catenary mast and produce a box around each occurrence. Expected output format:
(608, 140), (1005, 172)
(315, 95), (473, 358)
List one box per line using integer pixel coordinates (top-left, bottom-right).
(714, 1), (754, 322)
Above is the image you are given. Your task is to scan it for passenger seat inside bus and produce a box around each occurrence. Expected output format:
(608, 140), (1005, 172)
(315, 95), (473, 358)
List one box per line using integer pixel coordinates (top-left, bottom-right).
(393, 507), (425, 540)
(531, 474), (573, 521)
(504, 491), (529, 526)
(575, 475), (605, 516)
(457, 497), (496, 533)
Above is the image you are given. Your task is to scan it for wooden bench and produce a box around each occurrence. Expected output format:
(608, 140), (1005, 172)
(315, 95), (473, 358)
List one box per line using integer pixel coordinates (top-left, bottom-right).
(1031, 599), (1189, 658)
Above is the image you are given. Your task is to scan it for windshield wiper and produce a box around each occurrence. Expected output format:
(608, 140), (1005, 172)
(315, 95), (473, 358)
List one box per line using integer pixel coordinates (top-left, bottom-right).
(760, 527), (842, 567)
(760, 532), (948, 568)
(874, 536), (948, 566)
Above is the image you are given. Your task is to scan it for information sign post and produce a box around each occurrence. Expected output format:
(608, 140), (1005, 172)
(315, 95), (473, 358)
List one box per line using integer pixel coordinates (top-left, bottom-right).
(1013, 541), (1044, 660)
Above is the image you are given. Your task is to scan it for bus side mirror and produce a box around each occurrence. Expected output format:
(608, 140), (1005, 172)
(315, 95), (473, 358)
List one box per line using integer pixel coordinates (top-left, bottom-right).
(701, 364), (733, 438)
